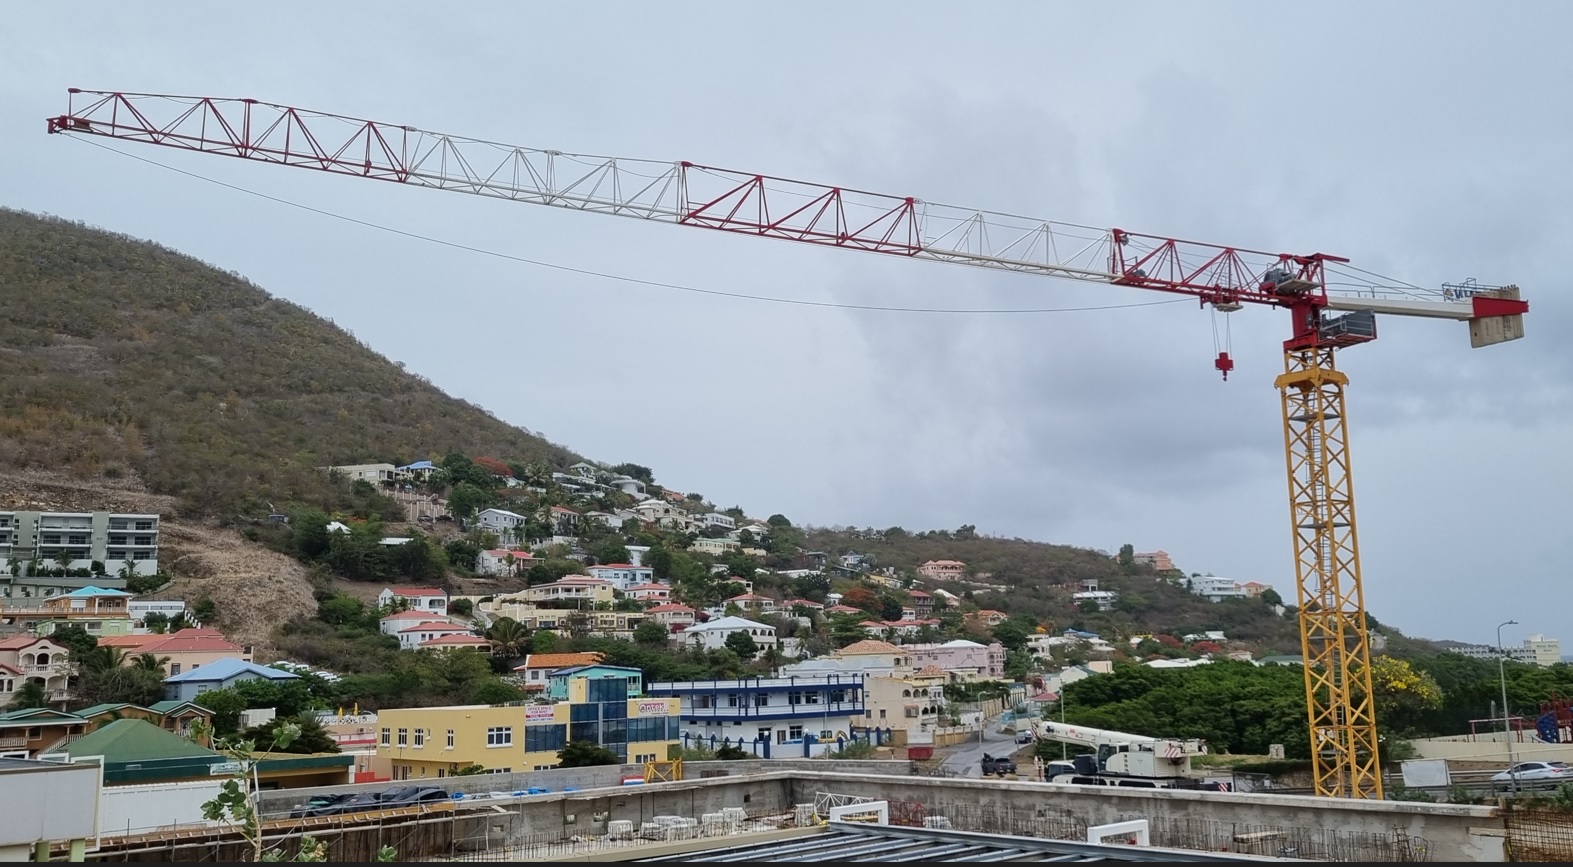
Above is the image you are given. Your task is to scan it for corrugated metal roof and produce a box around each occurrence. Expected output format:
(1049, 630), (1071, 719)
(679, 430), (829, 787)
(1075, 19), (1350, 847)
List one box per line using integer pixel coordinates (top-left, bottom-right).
(628, 823), (1295, 862)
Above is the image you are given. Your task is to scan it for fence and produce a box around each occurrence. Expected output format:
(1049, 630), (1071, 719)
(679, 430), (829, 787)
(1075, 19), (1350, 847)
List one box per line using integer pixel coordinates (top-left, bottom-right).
(1505, 807), (1573, 861)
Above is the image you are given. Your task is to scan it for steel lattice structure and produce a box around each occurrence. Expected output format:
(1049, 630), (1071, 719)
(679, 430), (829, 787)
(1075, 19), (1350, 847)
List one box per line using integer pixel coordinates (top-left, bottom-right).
(47, 89), (1532, 799)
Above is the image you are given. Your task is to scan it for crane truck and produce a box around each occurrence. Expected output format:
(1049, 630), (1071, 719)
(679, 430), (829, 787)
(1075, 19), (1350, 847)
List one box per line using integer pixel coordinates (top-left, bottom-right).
(1033, 721), (1227, 790)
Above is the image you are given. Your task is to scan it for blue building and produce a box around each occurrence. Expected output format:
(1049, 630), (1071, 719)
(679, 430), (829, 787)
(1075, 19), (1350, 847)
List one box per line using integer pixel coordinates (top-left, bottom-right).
(644, 675), (866, 756)
(163, 658), (300, 703)
(546, 664), (644, 701)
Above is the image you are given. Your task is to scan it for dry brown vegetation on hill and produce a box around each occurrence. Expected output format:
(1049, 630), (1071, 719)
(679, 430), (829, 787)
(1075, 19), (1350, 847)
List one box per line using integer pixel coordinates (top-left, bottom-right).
(0, 208), (580, 517)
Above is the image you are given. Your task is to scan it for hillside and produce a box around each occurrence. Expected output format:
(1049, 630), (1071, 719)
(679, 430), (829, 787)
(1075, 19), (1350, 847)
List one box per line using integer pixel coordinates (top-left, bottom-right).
(0, 208), (579, 516)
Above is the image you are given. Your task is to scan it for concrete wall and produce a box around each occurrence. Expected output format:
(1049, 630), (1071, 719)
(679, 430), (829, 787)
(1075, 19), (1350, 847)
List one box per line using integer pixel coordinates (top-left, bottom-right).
(1412, 735), (1573, 764)
(779, 771), (1505, 862)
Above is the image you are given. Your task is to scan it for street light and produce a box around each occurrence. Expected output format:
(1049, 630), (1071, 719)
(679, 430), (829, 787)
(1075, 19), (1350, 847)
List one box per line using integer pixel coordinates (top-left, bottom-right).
(1498, 619), (1519, 795)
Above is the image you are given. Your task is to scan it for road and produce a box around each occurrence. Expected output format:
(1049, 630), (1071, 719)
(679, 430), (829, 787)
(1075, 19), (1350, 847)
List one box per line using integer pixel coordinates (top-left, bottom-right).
(940, 715), (1025, 778)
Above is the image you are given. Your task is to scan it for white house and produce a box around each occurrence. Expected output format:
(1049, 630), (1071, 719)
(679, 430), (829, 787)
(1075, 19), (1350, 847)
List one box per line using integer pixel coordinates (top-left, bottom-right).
(473, 508), (528, 535)
(725, 594), (776, 615)
(377, 586), (449, 617)
(379, 610), (432, 636)
(475, 549), (538, 577)
(781, 639), (912, 679)
(1188, 575), (1248, 602)
(625, 545), (651, 567)
(1072, 590), (1118, 611)
(607, 475), (647, 496)
(702, 513), (737, 531)
(396, 621), (472, 650)
(683, 616), (777, 658)
(585, 563), (656, 591)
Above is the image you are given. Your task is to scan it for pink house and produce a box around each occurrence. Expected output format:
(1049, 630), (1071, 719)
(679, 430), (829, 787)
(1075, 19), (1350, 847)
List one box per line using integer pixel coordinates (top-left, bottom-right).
(906, 639), (1007, 679)
(917, 560), (966, 581)
(645, 603), (698, 631)
(627, 583), (672, 603)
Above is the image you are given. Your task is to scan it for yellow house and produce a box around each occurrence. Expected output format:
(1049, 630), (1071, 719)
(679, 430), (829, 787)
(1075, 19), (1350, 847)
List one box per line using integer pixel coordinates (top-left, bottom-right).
(375, 676), (679, 781)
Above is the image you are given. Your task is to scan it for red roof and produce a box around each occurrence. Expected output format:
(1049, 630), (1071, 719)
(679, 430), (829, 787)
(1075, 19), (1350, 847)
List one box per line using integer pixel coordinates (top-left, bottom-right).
(550, 506), (578, 514)
(784, 598), (824, 608)
(826, 604), (863, 614)
(589, 563), (645, 570)
(381, 609), (432, 621)
(0, 634), (48, 650)
(0, 662), (21, 676)
(727, 593), (772, 602)
(484, 549), (536, 559)
(398, 621), (469, 634)
(386, 587), (447, 597)
(628, 583), (669, 591)
(646, 603), (696, 614)
(130, 628), (244, 655)
(908, 591), (932, 598)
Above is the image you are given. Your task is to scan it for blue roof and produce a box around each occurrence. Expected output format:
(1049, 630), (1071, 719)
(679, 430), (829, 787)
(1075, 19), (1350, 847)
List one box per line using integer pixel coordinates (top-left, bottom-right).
(549, 664), (643, 677)
(163, 658), (301, 684)
(398, 460), (437, 471)
(67, 585), (132, 597)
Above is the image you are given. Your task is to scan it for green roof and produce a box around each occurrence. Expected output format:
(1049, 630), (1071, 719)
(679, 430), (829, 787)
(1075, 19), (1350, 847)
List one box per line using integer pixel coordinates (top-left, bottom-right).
(76, 703), (148, 719)
(64, 719), (220, 763)
(0, 708), (84, 727)
(148, 700), (206, 715)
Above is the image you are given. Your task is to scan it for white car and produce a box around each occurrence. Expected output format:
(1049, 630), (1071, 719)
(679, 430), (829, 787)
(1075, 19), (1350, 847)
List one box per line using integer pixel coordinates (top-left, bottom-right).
(1492, 761), (1573, 785)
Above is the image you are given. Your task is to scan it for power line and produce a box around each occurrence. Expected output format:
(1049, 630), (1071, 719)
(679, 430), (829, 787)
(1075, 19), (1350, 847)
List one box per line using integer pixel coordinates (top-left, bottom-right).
(71, 136), (1188, 317)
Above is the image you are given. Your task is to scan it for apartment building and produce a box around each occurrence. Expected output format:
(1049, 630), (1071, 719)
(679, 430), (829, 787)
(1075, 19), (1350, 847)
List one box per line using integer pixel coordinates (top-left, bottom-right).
(645, 675), (866, 751)
(375, 675), (679, 779)
(0, 511), (160, 577)
(1452, 634), (1564, 667)
(0, 586), (135, 638)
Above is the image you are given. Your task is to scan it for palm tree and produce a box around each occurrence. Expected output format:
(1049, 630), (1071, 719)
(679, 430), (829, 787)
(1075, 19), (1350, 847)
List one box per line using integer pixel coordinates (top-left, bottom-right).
(132, 653), (171, 674)
(484, 617), (529, 659)
(8, 680), (48, 710)
(76, 645), (127, 675)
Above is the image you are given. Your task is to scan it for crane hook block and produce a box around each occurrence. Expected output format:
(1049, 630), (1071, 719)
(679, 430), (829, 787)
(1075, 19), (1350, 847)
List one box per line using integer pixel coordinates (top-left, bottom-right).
(1214, 352), (1235, 381)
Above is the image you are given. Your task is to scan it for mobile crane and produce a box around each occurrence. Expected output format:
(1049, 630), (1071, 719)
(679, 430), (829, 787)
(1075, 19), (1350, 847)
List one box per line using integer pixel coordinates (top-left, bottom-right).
(1034, 721), (1218, 789)
(45, 90), (1531, 799)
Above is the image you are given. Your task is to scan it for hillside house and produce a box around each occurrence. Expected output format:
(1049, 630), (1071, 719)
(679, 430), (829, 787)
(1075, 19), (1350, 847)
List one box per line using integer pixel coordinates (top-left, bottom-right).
(516, 576), (616, 606)
(908, 590), (933, 617)
(163, 659), (300, 703)
(906, 639), (1007, 680)
(917, 560), (966, 581)
(473, 508), (528, 536)
(626, 583), (672, 603)
(512, 651), (605, 692)
(585, 563), (656, 591)
(418, 633), (491, 653)
(781, 640), (911, 678)
(645, 603), (698, 632)
(98, 628), (251, 676)
(725, 593), (776, 615)
(378, 609), (434, 636)
(1134, 549), (1175, 571)
(701, 513), (737, 531)
(690, 538), (740, 556)
(325, 463), (400, 485)
(545, 506), (580, 535)
(377, 586), (449, 617)
(475, 549), (538, 577)
(683, 616), (777, 658)
(0, 635), (72, 703)
(0, 707), (88, 759)
(396, 621), (472, 650)
(607, 475), (646, 496)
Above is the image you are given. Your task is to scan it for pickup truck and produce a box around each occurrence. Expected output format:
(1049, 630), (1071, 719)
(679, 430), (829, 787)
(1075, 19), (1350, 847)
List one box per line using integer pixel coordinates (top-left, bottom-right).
(980, 753), (1017, 777)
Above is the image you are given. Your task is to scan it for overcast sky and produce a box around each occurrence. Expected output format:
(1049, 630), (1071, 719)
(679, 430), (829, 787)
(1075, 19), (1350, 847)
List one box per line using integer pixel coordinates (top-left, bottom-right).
(3, 2), (1569, 646)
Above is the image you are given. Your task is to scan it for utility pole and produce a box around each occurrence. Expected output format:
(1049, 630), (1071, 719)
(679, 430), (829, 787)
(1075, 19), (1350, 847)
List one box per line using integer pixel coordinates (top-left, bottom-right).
(1498, 619), (1520, 795)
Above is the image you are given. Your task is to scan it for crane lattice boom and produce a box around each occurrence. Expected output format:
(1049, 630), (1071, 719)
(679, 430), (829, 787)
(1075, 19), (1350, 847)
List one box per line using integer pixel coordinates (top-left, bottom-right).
(47, 88), (1532, 800)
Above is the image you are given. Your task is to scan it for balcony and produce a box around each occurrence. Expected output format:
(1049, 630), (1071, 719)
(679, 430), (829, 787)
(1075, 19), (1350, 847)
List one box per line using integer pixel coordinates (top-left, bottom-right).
(0, 736), (28, 749)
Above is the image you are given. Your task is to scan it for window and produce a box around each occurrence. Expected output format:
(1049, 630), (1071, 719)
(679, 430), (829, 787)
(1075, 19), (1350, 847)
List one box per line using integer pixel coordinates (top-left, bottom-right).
(753, 693), (770, 707)
(135, 520), (154, 531)
(879, 709), (887, 719)
(413, 728), (426, 748)
(803, 692), (819, 704)
(525, 724), (566, 753)
(446, 729), (455, 749)
(170, 663), (182, 675)
(788, 691), (801, 705)
(757, 727), (771, 742)
(634, 753), (656, 764)
(380, 728), (391, 747)
(788, 725), (803, 740)
(486, 726), (513, 747)
(830, 690), (846, 703)
(397, 728), (408, 747)
(820, 730), (833, 741)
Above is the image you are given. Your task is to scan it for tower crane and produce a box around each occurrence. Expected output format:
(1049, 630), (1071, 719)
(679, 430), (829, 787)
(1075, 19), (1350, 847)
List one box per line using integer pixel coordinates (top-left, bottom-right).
(46, 90), (1530, 799)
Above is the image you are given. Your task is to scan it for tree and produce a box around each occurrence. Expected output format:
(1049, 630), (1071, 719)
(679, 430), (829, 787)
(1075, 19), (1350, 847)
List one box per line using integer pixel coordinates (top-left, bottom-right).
(7, 680), (47, 710)
(593, 539), (631, 566)
(1366, 655), (1444, 735)
(557, 739), (621, 768)
(992, 617), (1033, 652)
(200, 688), (254, 735)
(841, 587), (879, 613)
(634, 620), (670, 647)
(450, 598), (474, 616)
(142, 611), (170, 633)
(767, 514), (792, 529)
(611, 463), (654, 484)
(724, 631), (760, 659)
(193, 596), (218, 624)
(1117, 543), (1135, 569)
(240, 714), (340, 755)
(316, 594), (364, 626)
(292, 509), (333, 560)
(446, 482), (489, 521)
(531, 631), (560, 654)
(648, 546), (674, 582)
(1260, 587), (1284, 607)
(132, 652), (171, 672)
(485, 617), (530, 659)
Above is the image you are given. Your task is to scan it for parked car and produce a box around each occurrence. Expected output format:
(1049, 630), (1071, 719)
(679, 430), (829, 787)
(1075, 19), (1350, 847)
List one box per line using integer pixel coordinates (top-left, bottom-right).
(1015, 731), (1035, 745)
(1492, 761), (1573, 786)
